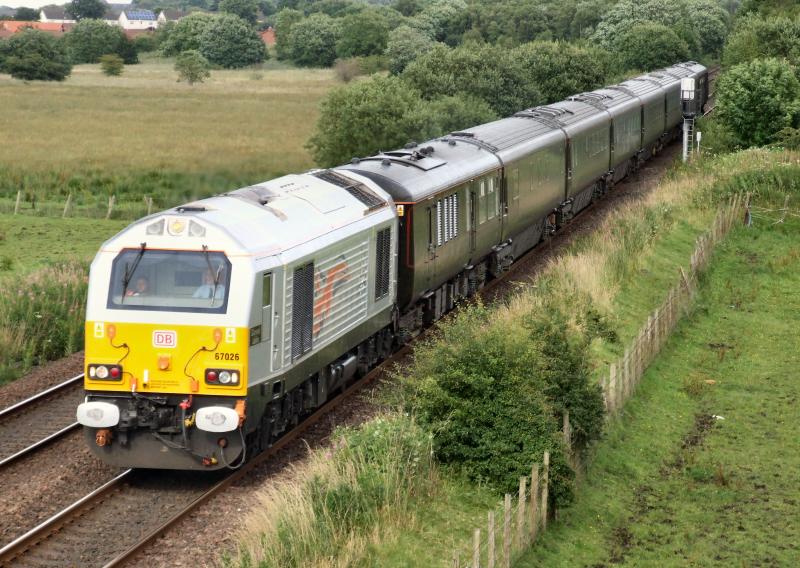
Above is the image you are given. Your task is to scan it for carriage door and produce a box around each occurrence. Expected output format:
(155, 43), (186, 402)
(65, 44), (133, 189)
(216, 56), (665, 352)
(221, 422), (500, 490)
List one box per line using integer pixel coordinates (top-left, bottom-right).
(425, 204), (437, 287)
(469, 184), (477, 252)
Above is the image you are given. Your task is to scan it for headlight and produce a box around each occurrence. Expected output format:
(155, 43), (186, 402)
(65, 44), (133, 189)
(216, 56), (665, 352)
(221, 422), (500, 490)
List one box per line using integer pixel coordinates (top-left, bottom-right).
(88, 364), (122, 381)
(95, 365), (109, 379)
(195, 406), (239, 432)
(77, 402), (120, 427)
(218, 371), (232, 384)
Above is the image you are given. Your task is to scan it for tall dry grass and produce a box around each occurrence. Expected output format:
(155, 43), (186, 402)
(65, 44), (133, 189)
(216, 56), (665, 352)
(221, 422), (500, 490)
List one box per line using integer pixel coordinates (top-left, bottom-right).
(234, 414), (435, 568)
(0, 261), (88, 383)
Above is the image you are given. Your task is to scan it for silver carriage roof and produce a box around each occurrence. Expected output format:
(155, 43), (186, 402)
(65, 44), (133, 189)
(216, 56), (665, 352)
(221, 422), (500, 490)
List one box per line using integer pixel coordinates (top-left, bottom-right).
(116, 171), (393, 257)
(339, 61), (706, 204)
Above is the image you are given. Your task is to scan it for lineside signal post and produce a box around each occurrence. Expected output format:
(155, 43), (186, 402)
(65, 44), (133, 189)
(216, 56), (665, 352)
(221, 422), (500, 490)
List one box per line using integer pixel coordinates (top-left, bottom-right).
(681, 77), (699, 162)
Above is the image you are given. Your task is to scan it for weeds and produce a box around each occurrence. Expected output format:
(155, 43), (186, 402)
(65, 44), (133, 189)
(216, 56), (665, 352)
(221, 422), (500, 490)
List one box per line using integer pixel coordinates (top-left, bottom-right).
(0, 261), (87, 383)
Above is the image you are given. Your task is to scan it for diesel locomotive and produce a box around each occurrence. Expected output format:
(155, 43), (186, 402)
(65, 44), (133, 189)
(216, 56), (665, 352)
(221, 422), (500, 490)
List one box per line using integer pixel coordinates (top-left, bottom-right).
(78, 61), (709, 469)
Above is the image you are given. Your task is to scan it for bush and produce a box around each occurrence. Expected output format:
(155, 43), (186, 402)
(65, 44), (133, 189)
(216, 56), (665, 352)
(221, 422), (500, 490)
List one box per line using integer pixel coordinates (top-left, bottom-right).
(405, 93), (498, 141)
(2, 29), (72, 81)
(132, 34), (159, 53)
(723, 14), (800, 68)
(513, 41), (612, 104)
(99, 53), (124, 76)
(307, 75), (422, 166)
(385, 24), (436, 75)
(333, 57), (362, 82)
(402, 43), (541, 116)
(175, 49), (211, 85)
(401, 303), (603, 502)
(335, 8), (390, 58)
(160, 12), (217, 57)
(274, 8), (304, 60)
(287, 13), (341, 67)
(716, 58), (800, 147)
(614, 22), (690, 72)
(220, 0), (259, 25)
(66, 19), (138, 64)
(199, 13), (266, 69)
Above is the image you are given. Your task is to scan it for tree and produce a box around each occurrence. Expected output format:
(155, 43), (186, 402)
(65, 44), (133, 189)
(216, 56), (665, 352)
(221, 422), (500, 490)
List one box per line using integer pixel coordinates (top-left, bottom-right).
(686, 0), (730, 57)
(614, 23), (690, 72)
(307, 75), (423, 167)
(723, 14), (800, 68)
(274, 8), (303, 60)
(513, 41), (611, 103)
(335, 8), (390, 58)
(405, 94), (499, 141)
(175, 49), (211, 84)
(14, 7), (39, 21)
(392, 0), (420, 17)
(220, 0), (258, 25)
(716, 58), (800, 147)
(386, 25), (436, 75)
(402, 43), (542, 116)
(99, 53), (124, 76)
(65, 0), (107, 21)
(160, 12), (217, 56)
(66, 19), (138, 64)
(2, 29), (72, 81)
(199, 14), (266, 68)
(287, 13), (340, 67)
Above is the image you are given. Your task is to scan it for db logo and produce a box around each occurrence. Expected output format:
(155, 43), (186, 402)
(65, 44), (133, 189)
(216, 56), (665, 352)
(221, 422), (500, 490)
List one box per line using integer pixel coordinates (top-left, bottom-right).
(153, 330), (177, 348)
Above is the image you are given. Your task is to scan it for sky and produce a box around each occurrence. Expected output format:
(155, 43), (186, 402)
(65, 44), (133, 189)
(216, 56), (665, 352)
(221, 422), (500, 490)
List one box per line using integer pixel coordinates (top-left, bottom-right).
(2, 0), (131, 8)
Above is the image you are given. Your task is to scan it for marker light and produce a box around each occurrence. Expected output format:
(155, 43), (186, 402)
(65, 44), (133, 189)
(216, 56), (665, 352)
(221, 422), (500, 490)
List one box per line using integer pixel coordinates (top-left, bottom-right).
(109, 366), (120, 379)
(195, 406), (239, 432)
(77, 401), (120, 428)
(88, 364), (123, 381)
(218, 371), (232, 384)
(95, 365), (109, 379)
(146, 219), (165, 235)
(168, 218), (186, 236)
(206, 370), (218, 383)
(189, 220), (206, 237)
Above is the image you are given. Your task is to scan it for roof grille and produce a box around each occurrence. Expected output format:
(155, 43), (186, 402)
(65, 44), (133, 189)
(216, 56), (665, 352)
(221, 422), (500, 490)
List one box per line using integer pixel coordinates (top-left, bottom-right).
(313, 170), (386, 211)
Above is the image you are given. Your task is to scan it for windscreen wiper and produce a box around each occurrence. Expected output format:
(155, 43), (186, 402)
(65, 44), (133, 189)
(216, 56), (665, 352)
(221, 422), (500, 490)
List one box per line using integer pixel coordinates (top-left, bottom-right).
(201, 245), (221, 305)
(120, 242), (146, 303)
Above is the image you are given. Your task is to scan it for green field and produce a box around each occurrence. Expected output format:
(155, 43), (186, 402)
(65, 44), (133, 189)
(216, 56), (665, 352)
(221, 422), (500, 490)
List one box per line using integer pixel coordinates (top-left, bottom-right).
(0, 58), (338, 217)
(516, 214), (800, 566)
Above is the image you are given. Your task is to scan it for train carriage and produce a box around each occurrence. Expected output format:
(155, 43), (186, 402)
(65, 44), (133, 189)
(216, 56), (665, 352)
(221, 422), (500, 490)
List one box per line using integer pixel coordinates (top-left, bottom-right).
(79, 61), (709, 470)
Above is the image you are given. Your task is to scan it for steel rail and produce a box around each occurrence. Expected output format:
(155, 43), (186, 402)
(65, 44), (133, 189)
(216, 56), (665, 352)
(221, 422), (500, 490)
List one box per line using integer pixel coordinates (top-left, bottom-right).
(0, 422), (81, 470)
(0, 469), (133, 566)
(0, 373), (83, 420)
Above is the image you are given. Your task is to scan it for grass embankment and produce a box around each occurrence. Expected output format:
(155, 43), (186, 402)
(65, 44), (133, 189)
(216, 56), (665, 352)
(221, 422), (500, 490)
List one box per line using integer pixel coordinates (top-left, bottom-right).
(517, 202), (800, 566)
(0, 60), (336, 218)
(0, 214), (126, 383)
(232, 150), (800, 566)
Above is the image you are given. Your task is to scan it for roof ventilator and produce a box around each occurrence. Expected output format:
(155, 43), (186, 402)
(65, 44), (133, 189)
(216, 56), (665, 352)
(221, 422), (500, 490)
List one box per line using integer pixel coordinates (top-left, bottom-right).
(312, 170), (386, 211)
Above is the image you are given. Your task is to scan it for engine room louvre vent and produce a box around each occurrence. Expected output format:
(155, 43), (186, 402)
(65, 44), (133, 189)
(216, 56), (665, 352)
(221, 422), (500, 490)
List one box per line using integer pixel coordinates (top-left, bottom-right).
(313, 170), (386, 212)
(375, 227), (391, 301)
(292, 262), (314, 361)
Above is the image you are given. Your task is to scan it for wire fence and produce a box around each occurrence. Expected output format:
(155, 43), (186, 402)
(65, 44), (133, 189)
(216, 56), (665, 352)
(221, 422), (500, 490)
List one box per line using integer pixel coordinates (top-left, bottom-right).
(447, 192), (750, 567)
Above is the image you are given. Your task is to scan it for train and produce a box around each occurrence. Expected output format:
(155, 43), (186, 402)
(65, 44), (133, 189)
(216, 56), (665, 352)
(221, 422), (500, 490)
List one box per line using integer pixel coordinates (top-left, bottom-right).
(78, 61), (709, 469)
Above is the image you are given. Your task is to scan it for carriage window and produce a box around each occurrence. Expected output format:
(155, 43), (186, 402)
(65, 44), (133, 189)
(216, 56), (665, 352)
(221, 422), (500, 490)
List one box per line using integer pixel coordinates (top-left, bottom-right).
(487, 177), (498, 220)
(107, 249), (231, 313)
(511, 168), (520, 200)
(478, 180), (487, 224)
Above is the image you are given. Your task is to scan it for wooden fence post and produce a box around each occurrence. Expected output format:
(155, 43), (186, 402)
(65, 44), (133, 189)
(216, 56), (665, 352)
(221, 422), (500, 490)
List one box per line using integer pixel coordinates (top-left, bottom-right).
(517, 477), (527, 549)
(62, 193), (72, 218)
(144, 195), (153, 216)
(14, 190), (21, 215)
(609, 363), (617, 413)
(473, 528), (481, 568)
(503, 494), (512, 568)
(529, 464), (539, 542)
(541, 451), (550, 531)
(106, 194), (116, 220)
(623, 347), (631, 399)
(453, 550), (460, 568)
(563, 411), (571, 449)
(488, 511), (496, 568)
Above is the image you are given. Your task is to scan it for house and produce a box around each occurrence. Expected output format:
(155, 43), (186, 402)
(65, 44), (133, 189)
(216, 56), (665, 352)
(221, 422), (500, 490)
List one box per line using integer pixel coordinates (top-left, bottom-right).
(39, 6), (76, 24)
(103, 7), (122, 26)
(260, 26), (275, 46)
(0, 20), (71, 36)
(119, 9), (156, 30)
(157, 9), (188, 24)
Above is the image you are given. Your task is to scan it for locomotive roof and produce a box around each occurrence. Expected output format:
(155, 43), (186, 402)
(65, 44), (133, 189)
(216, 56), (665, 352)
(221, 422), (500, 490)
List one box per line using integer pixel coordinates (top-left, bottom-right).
(120, 171), (394, 258)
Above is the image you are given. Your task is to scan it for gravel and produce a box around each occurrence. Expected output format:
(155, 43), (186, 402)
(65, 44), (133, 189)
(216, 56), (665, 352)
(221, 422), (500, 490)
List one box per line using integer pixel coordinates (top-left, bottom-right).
(0, 352), (84, 411)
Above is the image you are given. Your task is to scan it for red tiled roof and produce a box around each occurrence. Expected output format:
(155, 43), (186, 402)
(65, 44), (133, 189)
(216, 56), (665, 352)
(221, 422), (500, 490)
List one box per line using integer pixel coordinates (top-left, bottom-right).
(0, 21), (69, 34)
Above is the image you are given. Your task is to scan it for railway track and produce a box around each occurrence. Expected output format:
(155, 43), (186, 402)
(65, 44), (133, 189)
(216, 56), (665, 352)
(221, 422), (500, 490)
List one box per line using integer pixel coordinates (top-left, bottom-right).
(0, 374), (84, 470)
(0, 66), (726, 568)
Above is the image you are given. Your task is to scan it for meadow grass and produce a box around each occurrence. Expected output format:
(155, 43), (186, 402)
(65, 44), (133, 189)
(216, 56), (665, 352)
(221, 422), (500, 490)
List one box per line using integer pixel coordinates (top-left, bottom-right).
(516, 212), (800, 566)
(0, 60), (338, 217)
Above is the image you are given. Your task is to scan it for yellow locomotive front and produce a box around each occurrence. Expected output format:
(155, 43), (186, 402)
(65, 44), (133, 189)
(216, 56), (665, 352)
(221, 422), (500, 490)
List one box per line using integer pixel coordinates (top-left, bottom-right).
(79, 213), (253, 470)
